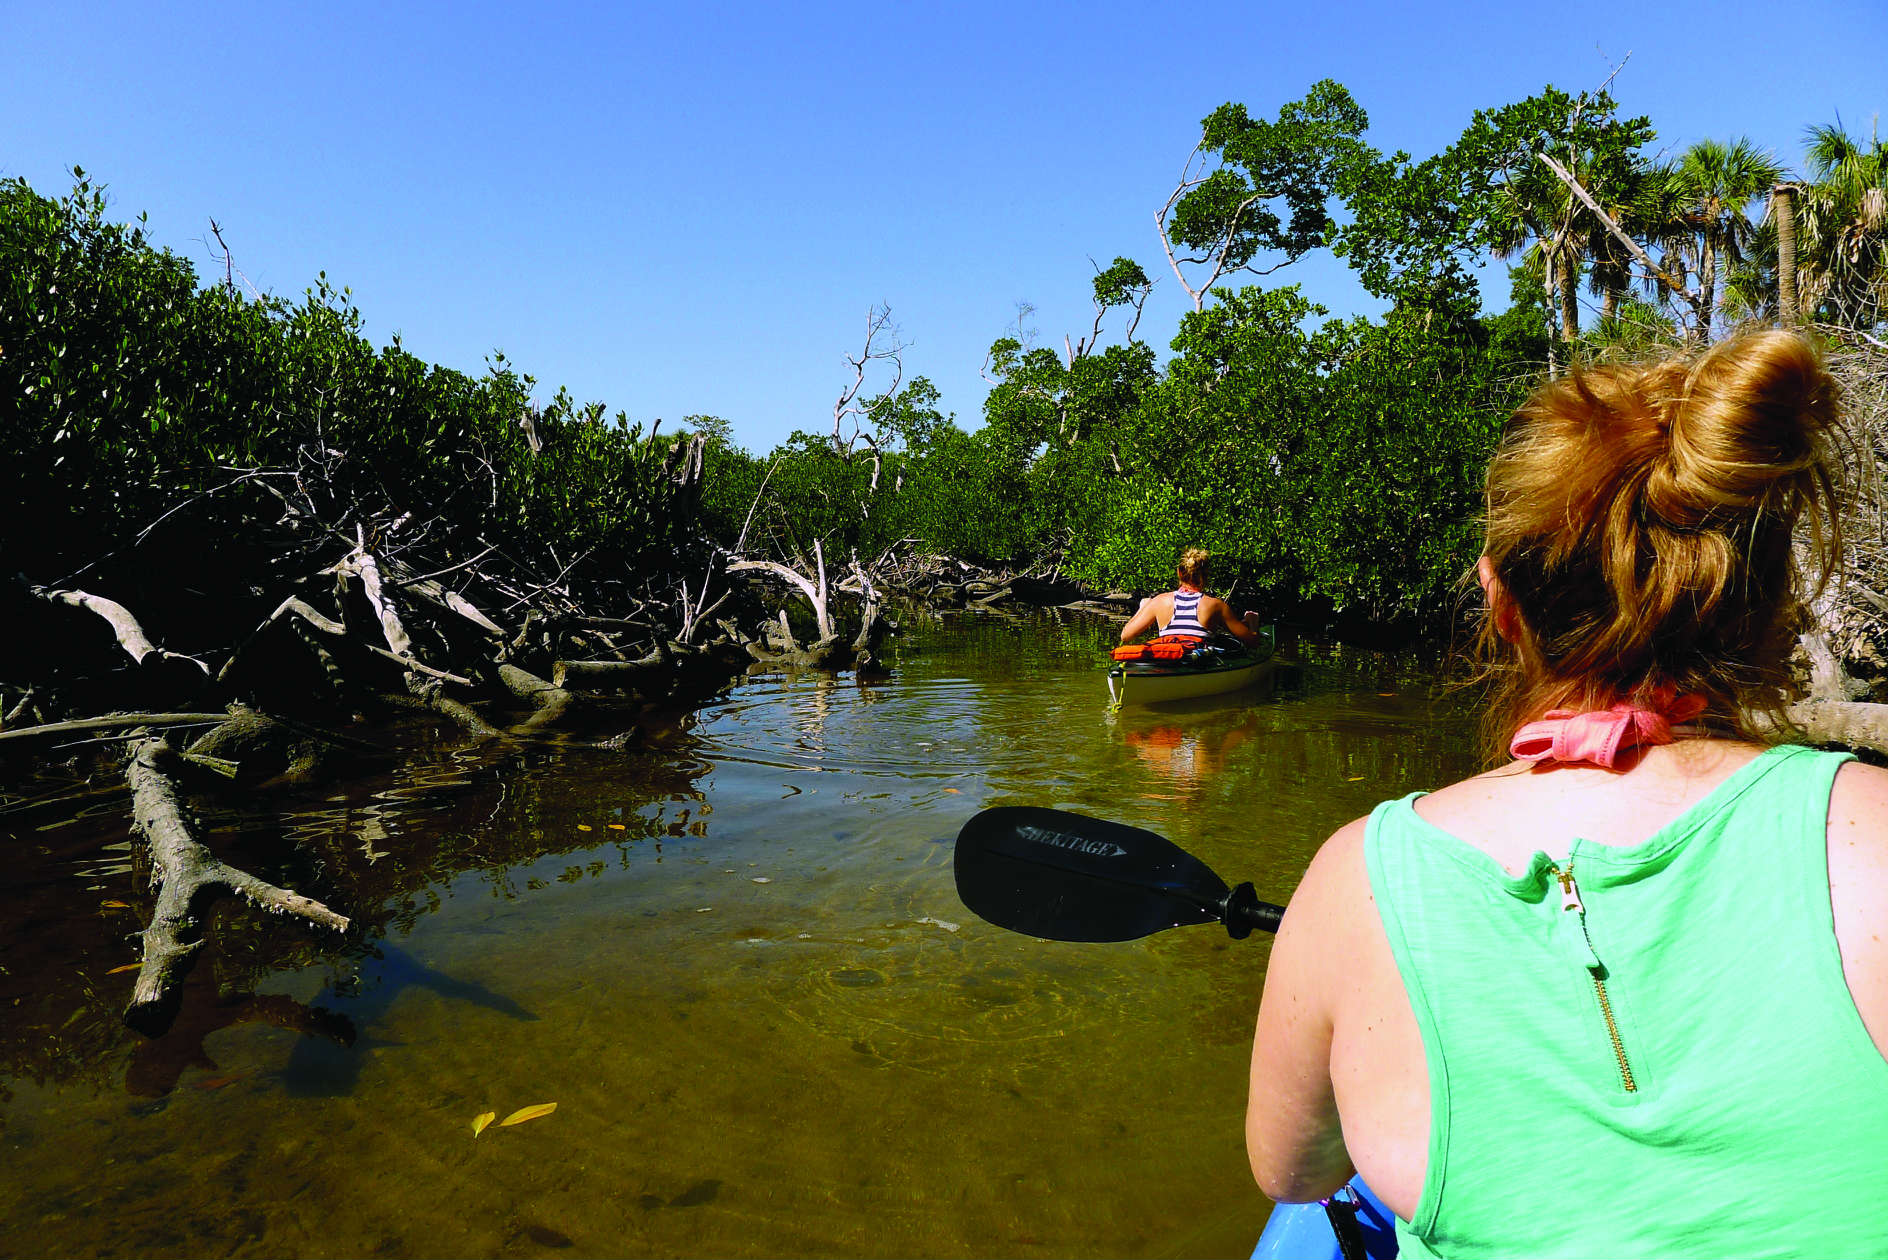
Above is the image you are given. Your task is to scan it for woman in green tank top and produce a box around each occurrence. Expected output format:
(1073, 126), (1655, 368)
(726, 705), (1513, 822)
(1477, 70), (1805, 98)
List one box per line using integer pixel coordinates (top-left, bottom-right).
(1247, 330), (1888, 1257)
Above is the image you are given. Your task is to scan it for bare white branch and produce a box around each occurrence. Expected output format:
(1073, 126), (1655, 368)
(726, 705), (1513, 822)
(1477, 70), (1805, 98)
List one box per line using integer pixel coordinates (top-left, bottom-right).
(1536, 149), (1703, 320)
(831, 303), (904, 457)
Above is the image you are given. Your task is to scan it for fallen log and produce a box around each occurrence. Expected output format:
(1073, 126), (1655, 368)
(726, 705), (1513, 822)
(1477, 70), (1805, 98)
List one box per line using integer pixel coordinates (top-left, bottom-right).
(0, 712), (231, 746)
(1786, 700), (1888, 756)
(496, 662), (579, 732)
(554, 646), (668, 692)
(182, 708), (381, 784)
(124, 735), (349, 1035)
(553, 641), (751, 699)
(375, 690), (509, 742)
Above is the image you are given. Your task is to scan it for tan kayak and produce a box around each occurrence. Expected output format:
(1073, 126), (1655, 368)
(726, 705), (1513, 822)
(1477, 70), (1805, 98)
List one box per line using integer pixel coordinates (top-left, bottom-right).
(1105, 631), (1276, 707)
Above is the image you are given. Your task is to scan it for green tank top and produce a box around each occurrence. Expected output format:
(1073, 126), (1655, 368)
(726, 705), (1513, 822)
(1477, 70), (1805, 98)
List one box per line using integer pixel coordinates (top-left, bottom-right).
(1366, 744), (1888, 1258)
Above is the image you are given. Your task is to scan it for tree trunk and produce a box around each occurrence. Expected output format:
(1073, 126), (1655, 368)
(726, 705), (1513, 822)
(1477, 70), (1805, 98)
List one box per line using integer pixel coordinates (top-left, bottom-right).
(1696, 233), (1717, 345)
(1774, 183), (1800, 327)
(1543, 256), (1560, 378)
(1557, 248), (1581, 340)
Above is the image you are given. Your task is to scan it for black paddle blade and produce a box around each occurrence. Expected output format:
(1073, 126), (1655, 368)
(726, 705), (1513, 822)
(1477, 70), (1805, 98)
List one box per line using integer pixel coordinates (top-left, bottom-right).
(954, 806), (1232, 942)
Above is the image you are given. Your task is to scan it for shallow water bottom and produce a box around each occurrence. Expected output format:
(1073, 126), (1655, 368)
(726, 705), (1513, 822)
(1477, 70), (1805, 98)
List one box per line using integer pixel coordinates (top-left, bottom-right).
(0, 613), (1475, 1257)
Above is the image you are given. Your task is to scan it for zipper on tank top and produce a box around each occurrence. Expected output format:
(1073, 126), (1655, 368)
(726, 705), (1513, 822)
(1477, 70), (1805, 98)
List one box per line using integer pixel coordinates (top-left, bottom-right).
(1552, 863), (1638, 1093)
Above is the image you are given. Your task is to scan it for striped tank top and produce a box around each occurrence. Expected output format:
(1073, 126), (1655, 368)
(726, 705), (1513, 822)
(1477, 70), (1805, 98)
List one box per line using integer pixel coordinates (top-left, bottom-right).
(1165, 589), (1207, 638)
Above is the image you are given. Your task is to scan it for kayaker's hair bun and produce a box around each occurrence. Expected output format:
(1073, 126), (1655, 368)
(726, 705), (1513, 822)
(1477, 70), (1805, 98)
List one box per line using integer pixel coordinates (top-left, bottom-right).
(1177, 547), (1211, 587)
(1478, 330), (1843, 755)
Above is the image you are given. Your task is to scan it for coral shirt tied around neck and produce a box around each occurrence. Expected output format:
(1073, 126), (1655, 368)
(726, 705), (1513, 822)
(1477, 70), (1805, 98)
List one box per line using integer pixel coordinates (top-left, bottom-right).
(1509, 690), (1708, 769)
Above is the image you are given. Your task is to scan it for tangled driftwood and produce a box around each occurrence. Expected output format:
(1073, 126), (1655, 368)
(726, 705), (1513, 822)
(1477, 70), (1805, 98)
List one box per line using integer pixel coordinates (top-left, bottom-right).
(1809, 333), (1888, 700)
(727, 540), (894, 669)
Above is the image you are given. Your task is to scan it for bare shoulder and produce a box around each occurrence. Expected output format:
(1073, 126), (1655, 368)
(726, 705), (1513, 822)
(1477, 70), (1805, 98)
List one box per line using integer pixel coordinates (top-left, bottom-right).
(1831, 758), (1888, 833)
(1280, 817), (1373, 945)
(1403, 766), (1528, 838)
(1414, 765), (1523, 810)
(1829, 760), (1888, 885)
(1305, 815), (1369, 885)
(1829, 759), (1888, 1054)
(1262, 817), (1374, 1025)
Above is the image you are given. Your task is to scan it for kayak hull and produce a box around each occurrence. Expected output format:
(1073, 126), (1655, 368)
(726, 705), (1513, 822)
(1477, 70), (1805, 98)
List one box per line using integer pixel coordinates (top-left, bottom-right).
(1106, 655), (1275, 707)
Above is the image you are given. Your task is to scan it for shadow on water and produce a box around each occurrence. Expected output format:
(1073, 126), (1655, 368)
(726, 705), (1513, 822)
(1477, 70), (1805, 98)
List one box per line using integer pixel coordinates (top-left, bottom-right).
(281, 941), (538, 1097)
(126, 983), (357, 1100)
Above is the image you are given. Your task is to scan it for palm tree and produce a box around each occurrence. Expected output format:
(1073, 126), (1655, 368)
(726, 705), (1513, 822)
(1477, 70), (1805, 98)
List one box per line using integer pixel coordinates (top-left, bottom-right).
(1580, 161), (1671, 328)
(1773, 181), (1801, 326)
(1488, 188), (1576, 371)
(1618, 162), (1701, 328)
(1670, 138), (1786, 341)
(1717, 218), (1780, 326)
(1795, 121), (1888, 330)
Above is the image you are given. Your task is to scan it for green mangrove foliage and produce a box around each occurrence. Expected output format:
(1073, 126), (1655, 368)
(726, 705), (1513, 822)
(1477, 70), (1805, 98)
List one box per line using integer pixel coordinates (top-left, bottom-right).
(1, 171), (707, 622)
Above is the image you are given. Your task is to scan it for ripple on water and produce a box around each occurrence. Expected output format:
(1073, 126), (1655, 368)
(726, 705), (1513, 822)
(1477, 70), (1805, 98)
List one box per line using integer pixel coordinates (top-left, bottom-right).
(694, 669), (1118, 787)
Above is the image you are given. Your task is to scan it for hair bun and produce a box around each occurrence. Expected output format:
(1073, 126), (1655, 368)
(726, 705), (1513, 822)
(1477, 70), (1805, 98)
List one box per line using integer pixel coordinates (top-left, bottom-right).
(1648, 331), (1838, 528)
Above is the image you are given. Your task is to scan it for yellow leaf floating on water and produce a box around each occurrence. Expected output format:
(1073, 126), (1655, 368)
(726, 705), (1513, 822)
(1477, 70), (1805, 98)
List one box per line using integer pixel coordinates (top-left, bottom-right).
(472, 1111), (496, 1137)
(607, 823), (626, 830)
(942, 788), (961, 794)
(1346, 776), (1364, 782)
(499, 1102), (557, 1127)
(576, 824), (593, 832)
(105, 963), (141, 975)
(100, 900), (131, 909)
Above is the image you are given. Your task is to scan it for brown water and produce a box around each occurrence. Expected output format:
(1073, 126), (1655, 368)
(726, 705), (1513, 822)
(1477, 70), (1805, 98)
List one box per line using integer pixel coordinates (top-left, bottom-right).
(0, 611), (1479, 1259)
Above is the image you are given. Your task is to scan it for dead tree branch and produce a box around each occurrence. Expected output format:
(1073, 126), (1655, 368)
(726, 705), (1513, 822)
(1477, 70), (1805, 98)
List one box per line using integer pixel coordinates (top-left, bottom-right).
(0, 712), (230, 746)
(830, 304), (904, 457)
(728, 539), (835, 643)
(1536, 149), (1707, 331)
(124, 735), (348, 1035)
(31, 584), (211, 681)
(1155, 142), (1278, 312)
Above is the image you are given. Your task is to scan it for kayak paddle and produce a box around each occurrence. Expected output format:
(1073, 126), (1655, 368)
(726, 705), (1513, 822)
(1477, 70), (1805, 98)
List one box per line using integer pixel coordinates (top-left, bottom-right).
(953, 806), (1283, 942)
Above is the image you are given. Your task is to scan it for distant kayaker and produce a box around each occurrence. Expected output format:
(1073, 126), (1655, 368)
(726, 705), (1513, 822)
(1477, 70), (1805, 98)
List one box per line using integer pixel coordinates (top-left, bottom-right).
(1248, 330), (1888, 1256)
(1119, 547), (1265, 646)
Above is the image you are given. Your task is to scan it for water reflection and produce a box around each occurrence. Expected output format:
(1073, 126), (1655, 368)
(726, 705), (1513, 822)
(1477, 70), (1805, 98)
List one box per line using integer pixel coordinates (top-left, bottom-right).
(1118, 707), (1262, 796)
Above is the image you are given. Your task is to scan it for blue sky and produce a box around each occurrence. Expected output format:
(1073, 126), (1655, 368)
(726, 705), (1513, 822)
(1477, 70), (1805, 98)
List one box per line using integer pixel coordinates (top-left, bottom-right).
(5, 1), (1884, 451)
